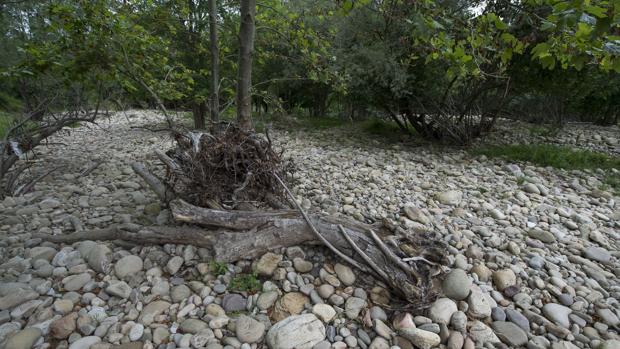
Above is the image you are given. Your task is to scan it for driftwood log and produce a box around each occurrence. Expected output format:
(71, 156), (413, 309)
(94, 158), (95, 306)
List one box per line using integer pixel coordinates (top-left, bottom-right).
(37, 157), (445, 306)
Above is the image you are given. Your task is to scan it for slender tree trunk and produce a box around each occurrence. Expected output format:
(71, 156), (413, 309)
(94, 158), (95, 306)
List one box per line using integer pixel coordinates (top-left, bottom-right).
(209, 0), (220, 130)
(236, 0), (256, 131)
(192, 101), (206, 129)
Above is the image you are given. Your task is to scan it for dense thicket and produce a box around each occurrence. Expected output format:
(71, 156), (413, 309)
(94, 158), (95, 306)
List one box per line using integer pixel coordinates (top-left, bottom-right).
(1, 0), (619, 146)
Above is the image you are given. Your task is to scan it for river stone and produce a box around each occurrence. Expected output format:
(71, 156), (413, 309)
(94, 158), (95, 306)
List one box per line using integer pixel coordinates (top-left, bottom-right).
(344, 297), (366, 319)
(272, 292), (308, 321)
(129, 323), (144, 341)
(437, 190), (462, 205)
(492, 321), (528, 346)
(293, 258), (313, 273)
(171, 284), (191, 303)
(256, 253), (282, 276)
(398, 328), (441, 349)
(312, 304), (336, 322)
(334, 263), (355, 286)
(4, 327), (42, 349)
(528, 229), (556, 243)
(441, 269), (471, 301)
(257, 291), (279, 310)
(236, 315), (265, 343)
(492, 269), (516, 291)
(138, 301), (170, 325)
(180, 319), (209, 334)
(505, 308), (529, 331)
(114, 255), (143, 278)
(106, 280), (131, 299)
(27, 246), (57, 263)
(166, 256), (183, 274)
(468, 291), (492, 319)
(266, 314), (326, 349)
(68, 335), (101, 349)
(468, 320), (500, 343)
(222, 294), (247, 313)
(62, 273), (92, 291)
(428, 298), (457, 324)
(583, 246), (611, 264)
(542, 303), (572, 328)
(85, 244), (112, 273)
(50, 312), (78, 339)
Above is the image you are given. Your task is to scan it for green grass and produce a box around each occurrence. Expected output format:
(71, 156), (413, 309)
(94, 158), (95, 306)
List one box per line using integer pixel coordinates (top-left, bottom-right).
(229, 272), (261, 293)
(474, 144), (620, 171)
(527, 125), (560, 137)
(211, 261), (228, 276)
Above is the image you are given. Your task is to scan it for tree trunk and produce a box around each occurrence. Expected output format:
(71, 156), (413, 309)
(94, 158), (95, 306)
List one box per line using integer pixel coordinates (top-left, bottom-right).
(209, 0), (220, 130)
(236, 0), (256, 131)
(35, 198), (444, 306)
(192, 101), (206, 130)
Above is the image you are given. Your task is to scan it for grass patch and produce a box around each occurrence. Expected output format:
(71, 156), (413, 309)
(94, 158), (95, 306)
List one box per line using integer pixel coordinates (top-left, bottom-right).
(211, 261), (228, 276)
(527, 125), (560, 137)
(474, 144), (620, 171)
(229, 272), (261, 293)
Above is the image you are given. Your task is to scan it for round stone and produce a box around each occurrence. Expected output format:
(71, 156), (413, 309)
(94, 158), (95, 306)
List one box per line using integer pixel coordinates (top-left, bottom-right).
(441, 269), (472, 301)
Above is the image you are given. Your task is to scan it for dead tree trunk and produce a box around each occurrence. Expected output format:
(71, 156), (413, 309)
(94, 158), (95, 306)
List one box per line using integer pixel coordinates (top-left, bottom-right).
(36, 159), (445, 306)
(236, 0), (256, 131)
(209, 0), (220, 129)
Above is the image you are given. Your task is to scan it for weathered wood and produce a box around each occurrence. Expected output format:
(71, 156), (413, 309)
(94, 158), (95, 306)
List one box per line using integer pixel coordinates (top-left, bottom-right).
(131, 162), (176, 202)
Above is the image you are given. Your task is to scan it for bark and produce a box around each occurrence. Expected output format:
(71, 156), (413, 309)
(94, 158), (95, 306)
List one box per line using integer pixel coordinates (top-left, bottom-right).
(236, 0), (256, 131)
(209, 0), (220, 129)
(192, 101), (206, 130)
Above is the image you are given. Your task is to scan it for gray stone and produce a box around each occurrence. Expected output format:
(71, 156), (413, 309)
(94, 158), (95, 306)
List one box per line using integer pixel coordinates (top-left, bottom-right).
(171, 284), (191, 303)
(505, 308), (529, 331)
(180, 319), (209, 334)
(85, 244), (112, 274)
(293, 258), (313, 273)
(428, 298), (457, 324)
(437, 190), (462, 205)
(129, 323), (144, 341)
(236, 315), (265, 343)
(441, 269), (471, 301)
(368, 337), (390, 349)
(398, 328), (441, 349)
(62, 273), (92, 291)
(105, 280), (131, 299)
(114, 255), (143, 278)
(492, 307), (506, 321)
(138, 301), (170, 326)
(468, 291), (492, 319)
(266, 314), (325, 349)
(492, 321), (527, 347)
(4, 327), (42, 349)
(257, 291), (279, 310)
(468, 320), (500, 343)
(344, 297), (366, 319)
(542, 303), (572, 328)
(312, 304), (336, 322)
(584, 246), (612, 264)
(166, 256), (183, 274)
(222, 294), (247, 312)
(334, 263), (355, 286)
(527, 229), (556, 243)
(68, 336), (101, 349)
(596, 308), (619, 327)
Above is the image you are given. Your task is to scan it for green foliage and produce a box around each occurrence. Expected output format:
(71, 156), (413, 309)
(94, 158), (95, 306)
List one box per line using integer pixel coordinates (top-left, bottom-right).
(229, 272), (261, 293)
(0, 112), (15, 139)
(474, 144), (620, 170)
(211, 261), (228, 276)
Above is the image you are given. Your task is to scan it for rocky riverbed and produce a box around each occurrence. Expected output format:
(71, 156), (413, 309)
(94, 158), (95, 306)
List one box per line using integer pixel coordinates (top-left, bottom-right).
(0, 111), (618, 349)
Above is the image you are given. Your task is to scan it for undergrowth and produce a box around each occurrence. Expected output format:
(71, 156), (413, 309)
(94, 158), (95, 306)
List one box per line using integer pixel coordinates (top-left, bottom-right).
(474, 144), (620, 170)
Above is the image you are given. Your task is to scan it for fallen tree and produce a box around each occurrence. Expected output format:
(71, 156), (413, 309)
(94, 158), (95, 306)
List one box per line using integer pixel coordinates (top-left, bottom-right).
(36, 129), (446, 307)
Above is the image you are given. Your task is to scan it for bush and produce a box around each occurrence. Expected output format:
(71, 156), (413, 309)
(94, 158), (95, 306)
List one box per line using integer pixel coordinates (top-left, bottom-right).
(229, 273), (261, 293)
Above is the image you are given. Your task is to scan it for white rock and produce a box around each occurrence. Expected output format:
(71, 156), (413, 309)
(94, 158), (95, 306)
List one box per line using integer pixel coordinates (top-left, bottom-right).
(266, 314), (325, 349)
